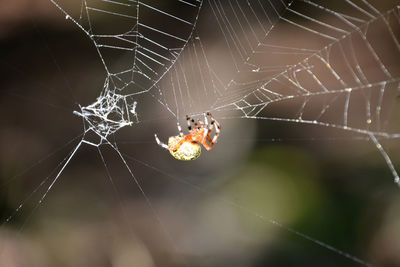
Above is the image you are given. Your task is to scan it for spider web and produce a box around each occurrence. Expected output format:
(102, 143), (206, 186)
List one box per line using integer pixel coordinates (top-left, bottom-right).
(49, 0), (202, 140)
(1, 0), (400, 266)
(156, 0), (400, 186)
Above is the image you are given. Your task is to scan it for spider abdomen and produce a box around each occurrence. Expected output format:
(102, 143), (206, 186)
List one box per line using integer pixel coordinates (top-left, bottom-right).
(168, 136), (201, 161)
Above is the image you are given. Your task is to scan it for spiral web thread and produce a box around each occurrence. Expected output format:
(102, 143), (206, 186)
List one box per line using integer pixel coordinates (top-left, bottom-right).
(3, 1), (400, 267)
(157, 0), (400, 186)
(48, 0), (202, 141)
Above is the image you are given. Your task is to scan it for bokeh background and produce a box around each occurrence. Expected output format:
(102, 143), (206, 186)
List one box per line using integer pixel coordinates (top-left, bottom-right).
(1, 1), (400, 267)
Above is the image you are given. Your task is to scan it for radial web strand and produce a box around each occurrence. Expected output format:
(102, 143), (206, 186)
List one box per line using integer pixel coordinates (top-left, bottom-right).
(1, 0), (400, 266)
(156, 0), (400, 186)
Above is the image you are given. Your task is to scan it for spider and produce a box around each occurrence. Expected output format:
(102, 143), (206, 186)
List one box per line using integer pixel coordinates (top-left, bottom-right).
(154, 112), (221, 161)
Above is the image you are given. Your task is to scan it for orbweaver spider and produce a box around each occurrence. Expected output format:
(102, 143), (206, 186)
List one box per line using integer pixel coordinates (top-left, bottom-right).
(154, 112), (221, 161)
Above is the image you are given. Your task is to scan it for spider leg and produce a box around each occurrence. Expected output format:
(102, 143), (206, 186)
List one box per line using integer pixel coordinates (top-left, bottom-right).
(154, 134), (170, 150)
(177, 122), (184, 137)
(186, 115), (199, 130)
(196, 129), (214, 151)
(206, 112), (213, 131)
(202, 113), (209, 141)
(202, 137), (213, 151)
(170, 137), (187, 152)
(204, 112), (209, 126)
(207, 112), (221, 144)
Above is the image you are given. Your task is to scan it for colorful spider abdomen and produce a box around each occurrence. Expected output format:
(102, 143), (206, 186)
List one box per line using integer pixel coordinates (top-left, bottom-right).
(168, 136), (201, 161)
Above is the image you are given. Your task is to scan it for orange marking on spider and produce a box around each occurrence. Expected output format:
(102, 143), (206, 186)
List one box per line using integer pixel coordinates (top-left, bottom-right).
(154, 112), (221, 161)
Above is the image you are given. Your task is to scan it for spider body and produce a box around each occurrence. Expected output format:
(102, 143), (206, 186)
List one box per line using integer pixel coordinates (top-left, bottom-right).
(155, 112), (221, 161)
(168, 136), (201, 161)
